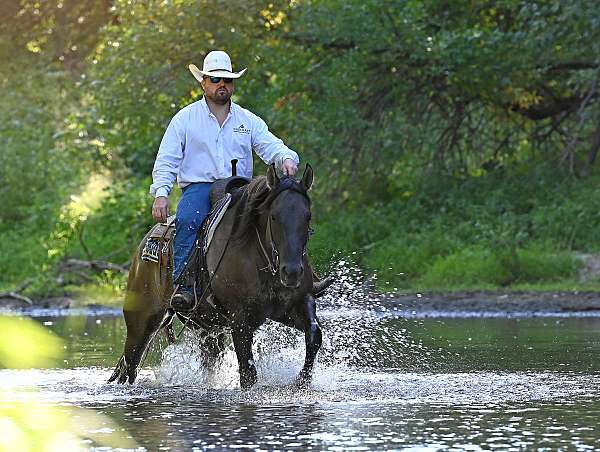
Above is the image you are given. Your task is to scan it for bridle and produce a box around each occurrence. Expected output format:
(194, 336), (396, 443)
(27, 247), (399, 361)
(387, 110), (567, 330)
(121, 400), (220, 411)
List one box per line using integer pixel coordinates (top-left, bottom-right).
(255, 215), (279, 275)
(254, 180), (311, 276)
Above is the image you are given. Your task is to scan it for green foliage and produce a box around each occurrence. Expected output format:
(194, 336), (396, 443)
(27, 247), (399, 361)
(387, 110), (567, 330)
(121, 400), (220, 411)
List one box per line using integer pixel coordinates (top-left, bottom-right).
(320, 168), (595, 290)
(0, 37), (77, 225)
(2, 0), (600, 297)
(59, 177), (155, 265)
(420, 246), (513, 289)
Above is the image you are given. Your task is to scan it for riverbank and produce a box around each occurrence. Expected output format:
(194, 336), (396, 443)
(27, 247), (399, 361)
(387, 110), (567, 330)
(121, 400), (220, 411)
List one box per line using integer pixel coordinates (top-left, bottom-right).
(386, 290), (600, 315)
(3, 290), (600, 316)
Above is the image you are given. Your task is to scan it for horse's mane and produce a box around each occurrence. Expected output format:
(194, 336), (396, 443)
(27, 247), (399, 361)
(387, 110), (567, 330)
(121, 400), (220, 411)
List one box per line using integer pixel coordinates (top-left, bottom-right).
(230, 175), (309, 242)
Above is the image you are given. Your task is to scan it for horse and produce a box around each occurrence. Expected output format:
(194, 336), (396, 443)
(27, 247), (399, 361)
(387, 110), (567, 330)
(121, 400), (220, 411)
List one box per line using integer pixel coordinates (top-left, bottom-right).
(109, 164), (322, 389)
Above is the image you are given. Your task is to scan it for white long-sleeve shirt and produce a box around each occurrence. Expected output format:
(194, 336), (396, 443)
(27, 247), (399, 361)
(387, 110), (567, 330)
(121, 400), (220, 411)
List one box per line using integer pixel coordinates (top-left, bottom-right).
(150, 97), (300, 197)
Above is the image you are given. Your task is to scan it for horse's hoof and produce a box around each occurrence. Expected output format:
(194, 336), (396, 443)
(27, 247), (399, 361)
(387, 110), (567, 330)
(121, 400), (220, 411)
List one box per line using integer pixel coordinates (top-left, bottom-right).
(170, 291), (196, 312)
(293, 373), (311, 389)
(239, 370), (258, 389)
(108, 356), (137, 385)
(108, 356), (126, 384)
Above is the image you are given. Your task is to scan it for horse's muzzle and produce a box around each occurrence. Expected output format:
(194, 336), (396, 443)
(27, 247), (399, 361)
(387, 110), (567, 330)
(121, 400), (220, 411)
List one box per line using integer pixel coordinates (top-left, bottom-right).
(280, 263), (304, 288)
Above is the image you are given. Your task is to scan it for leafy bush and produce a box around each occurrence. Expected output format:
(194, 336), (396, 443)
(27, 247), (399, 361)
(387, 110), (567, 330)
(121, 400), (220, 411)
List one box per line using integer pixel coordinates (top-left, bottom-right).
(419, 246), (511, 289)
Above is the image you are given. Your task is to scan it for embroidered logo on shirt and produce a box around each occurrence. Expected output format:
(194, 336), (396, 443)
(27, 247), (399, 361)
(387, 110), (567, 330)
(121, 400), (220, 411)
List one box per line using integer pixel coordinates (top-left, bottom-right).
(233, 123), (251, 134)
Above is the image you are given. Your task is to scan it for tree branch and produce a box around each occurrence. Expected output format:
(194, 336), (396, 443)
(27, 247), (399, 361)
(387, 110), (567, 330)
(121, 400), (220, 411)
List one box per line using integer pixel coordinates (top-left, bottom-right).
(0, 279), (33, 305)
(546, 61), (599, 72)
(561, 76), (599, 170)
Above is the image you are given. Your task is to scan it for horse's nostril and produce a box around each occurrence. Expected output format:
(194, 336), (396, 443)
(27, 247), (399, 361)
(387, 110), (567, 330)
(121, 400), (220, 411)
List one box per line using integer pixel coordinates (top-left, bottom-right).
(282, 263), (303, 279)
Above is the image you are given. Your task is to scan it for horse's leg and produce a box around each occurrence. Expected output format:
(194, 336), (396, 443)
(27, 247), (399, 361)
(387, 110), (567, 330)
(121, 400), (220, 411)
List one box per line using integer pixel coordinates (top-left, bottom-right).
(109, 294), (168, 384)
(201, 330), (228, 366)
(277, 295), (322, 388)
(298, 295), (322, 386)
(231, 326), (258, 389)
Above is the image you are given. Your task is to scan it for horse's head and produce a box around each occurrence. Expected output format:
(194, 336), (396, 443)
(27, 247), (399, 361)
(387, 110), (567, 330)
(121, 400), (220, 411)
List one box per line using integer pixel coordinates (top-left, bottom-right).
(265, 164), (313, 289)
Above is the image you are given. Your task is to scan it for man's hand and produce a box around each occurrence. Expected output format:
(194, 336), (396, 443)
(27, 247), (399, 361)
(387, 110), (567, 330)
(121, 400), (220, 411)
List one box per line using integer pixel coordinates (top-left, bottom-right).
(152, 196), (169, 223)
(282, 158), (298, 176)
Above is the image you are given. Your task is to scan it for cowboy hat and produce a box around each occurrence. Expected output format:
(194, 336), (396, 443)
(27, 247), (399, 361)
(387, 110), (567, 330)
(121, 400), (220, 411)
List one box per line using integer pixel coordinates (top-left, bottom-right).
(188, 50), (247, 81)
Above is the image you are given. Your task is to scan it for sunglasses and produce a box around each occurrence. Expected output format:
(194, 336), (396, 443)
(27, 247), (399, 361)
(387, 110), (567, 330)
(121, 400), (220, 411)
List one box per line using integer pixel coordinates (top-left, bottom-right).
(206, 76), (233, 84)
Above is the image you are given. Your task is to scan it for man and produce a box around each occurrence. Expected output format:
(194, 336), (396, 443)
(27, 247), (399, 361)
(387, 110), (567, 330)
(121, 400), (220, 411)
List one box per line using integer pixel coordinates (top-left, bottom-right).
(150, 50), (330, 311)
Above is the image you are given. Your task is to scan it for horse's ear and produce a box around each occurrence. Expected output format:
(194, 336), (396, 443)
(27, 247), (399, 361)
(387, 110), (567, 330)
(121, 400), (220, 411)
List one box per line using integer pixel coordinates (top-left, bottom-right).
(266, 163), (279, 189)
(301, 163), (314, 191)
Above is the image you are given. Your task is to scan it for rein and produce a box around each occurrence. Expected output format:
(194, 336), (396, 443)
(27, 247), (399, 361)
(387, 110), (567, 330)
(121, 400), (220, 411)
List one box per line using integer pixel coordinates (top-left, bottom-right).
(254, 215), (279, 275)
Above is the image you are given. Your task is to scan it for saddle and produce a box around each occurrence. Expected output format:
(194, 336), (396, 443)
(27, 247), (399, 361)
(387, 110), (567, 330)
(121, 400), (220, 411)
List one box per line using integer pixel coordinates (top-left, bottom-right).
(140, 176), (250, 283)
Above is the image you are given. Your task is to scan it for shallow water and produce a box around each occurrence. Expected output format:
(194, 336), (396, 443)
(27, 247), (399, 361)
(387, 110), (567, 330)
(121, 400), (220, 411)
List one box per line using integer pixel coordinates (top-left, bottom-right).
(2, 299), (600, 450)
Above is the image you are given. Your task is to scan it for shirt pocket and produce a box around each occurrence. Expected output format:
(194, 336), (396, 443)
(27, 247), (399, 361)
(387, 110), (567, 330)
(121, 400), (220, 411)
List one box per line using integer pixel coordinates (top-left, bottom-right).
(230, 131), (252, 176)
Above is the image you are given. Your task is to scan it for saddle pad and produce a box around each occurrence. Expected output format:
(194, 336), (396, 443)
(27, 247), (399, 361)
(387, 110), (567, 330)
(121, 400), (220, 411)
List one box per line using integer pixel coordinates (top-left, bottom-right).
(201, 193), (232, 254)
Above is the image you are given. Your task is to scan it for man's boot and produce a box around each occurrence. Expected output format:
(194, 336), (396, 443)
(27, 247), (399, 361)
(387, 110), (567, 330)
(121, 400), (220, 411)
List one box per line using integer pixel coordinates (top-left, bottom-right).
(171, 248), (201, 312)
(171, 286), (196, 311)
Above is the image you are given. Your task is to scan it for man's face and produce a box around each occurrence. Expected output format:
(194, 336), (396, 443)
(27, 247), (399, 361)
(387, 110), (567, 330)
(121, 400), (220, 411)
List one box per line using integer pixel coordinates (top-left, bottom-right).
(201, 76), (234, 105)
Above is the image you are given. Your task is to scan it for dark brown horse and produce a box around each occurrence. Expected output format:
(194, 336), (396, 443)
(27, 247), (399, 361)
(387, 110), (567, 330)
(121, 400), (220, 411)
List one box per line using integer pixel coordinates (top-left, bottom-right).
(109, 164), (321, 388)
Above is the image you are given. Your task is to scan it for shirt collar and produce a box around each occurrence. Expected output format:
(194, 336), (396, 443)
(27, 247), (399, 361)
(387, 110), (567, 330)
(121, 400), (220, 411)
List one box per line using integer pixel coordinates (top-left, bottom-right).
(200, 96), (237, 117)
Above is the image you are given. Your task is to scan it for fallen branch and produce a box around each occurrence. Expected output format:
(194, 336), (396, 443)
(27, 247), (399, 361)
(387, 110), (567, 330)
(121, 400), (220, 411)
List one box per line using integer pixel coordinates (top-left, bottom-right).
(0, 279), (33, 305)
(62, 258), (129, 275)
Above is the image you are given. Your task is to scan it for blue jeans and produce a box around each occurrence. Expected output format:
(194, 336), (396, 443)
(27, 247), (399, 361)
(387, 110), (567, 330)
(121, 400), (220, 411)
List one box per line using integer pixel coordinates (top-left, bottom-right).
(173, 182), (213, 283)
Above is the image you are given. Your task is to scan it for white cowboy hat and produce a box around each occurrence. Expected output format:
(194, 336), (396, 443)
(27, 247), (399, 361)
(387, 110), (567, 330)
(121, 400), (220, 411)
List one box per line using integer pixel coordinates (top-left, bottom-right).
(188, 50), (247, 81)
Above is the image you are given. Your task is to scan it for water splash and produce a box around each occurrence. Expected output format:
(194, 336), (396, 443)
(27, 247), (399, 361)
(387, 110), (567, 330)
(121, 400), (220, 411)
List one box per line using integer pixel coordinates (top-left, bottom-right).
(154, 260), (448, 389)
(154, 330), (238, 388)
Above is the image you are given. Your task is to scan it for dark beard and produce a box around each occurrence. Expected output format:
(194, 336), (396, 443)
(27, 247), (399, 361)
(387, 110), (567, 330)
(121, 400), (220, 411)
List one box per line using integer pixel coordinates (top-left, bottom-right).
(209, 90), (232, 105)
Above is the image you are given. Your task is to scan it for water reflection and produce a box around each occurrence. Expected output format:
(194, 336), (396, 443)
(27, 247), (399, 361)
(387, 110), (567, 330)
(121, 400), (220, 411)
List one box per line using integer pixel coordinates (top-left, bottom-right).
(29, 311), (600, 373)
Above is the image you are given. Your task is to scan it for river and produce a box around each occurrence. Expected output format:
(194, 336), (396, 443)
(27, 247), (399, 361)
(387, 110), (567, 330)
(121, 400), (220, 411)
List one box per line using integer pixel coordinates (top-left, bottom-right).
(2, 302), (600, 450)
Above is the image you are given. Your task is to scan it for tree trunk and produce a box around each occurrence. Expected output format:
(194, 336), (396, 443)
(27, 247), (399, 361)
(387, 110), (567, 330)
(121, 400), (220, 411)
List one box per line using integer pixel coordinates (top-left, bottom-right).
(585, 113), (600, 172)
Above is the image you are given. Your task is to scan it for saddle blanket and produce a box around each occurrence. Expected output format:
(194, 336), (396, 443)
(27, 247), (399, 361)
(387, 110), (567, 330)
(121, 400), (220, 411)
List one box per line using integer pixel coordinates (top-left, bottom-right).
(200, 193), (232, 254)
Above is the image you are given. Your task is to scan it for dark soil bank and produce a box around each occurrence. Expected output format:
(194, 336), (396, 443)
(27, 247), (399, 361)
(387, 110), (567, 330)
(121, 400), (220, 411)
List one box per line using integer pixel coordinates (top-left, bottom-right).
(2, 291), (600, 315)
(388, 291), (600, 314)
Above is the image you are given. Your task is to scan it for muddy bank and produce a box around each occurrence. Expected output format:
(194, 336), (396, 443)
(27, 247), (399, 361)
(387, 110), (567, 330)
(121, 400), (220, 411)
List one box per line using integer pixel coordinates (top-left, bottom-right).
(3, 290), (600, 315)
(385, 290), (600, 314)
(0, 296), (78, 311)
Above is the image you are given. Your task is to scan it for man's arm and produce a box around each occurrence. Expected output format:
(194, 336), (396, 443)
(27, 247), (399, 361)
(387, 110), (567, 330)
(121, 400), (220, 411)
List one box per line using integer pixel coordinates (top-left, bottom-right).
(251, 114), (299, 176)
(150, 116), (185, 222)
